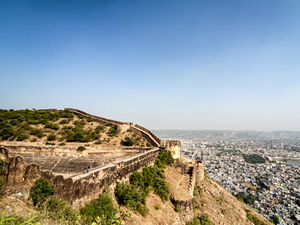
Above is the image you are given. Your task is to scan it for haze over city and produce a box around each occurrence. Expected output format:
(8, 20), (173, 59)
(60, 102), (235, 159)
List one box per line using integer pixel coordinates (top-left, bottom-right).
(1, 1), (300, 131)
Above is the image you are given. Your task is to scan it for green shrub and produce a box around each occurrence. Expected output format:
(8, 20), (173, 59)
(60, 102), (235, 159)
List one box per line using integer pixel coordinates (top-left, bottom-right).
(47, 133), (56, 141)
(0, 212), (41, 225)
(198, 214), (213, 225)
(16, 134), (28, 141)
(31, 138), (37, 142)
(0, 125), (15, 140)
(155, 149), (174, 168)
(174, 206), (180, 212)
(137, 204), (149, 217)
(59, 119), (69, 124)
(95, 125), (105, 133)
(129, 165), (169, 201)
(121, 136), (134, 146)
(74, 131), (84, 142)
(270, 215), (279, 225)
(115, 182), (149, 216)
(153, 178), (169, 201)
(95, 140), (103, 145)
(108, 126), (118, 136)
(36, 131), (44, 138)
(29, 178), (55, 206)
(77, 146), (86, 151)
(59, 142), (65, 146)
(45, 142), (55, 145)
(43, 198), (78, 224)
(80, 193), (118, 224)
(9, 119), (19, 126)
(86, 117), (93, 122)
(154, 205), (161, 210)
(28, 119), (39, 125)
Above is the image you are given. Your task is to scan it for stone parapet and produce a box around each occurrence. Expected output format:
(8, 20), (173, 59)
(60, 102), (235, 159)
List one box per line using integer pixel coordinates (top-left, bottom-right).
(0, 146), (160, 209)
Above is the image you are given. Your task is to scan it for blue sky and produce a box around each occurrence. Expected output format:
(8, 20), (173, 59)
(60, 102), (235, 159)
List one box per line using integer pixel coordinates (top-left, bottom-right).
(1, 0), (300, 131)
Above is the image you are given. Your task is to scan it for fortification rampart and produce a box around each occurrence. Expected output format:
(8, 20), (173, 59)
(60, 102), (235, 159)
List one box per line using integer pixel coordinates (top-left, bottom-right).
(133, 124), (162, 145)
(161, 140), (181, 159)
(3, 145), (149, 157)
(0, 146), (160, 209)
(130, 126), (160, 147)
(171, 160), (204, 223)
(65, 108), (133, 126)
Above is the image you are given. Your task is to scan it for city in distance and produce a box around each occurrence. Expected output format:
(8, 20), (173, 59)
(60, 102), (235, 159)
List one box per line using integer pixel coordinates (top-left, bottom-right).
(154, 129), (300, 224)
(154, 130), (300, 140)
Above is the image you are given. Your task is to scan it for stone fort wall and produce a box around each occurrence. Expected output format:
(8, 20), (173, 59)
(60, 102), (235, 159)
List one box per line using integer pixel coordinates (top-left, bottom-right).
(4, 144), (150, 157)
(171, 159), (204, 222)
(0, 146), (160, 209)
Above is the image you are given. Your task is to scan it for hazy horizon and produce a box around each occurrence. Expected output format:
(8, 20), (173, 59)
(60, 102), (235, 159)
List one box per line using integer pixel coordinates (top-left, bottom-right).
(1, 1), (300, 131)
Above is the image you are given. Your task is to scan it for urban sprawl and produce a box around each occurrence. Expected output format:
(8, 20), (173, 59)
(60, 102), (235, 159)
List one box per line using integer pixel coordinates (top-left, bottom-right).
(181, 136), (300, 225)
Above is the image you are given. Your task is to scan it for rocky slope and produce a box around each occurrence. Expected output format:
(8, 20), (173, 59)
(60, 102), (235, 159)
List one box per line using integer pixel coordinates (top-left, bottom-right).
(113, 164), (272, 225)
(194, 177), (272, 225)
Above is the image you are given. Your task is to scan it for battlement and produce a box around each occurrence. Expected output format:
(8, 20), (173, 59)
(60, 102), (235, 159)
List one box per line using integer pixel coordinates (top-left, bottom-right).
(161, 140), (181, 159)
(134, 124), (162, 145)
(65, 108), (134, 126)
(0, 146), (160, 209)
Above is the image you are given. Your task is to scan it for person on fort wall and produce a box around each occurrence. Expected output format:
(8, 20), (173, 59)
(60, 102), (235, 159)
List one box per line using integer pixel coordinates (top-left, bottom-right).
(83, 165), (90, 174)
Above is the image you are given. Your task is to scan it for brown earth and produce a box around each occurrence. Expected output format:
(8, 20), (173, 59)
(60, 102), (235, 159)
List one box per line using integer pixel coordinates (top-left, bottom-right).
(116, 166), (272, 225)
(120, 192), (181, 225)
(164, 166), (190, 201)
(194, 177), (272, 225)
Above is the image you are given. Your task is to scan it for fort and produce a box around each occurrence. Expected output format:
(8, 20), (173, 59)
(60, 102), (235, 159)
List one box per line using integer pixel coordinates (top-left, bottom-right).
(0, 108), (204, 223)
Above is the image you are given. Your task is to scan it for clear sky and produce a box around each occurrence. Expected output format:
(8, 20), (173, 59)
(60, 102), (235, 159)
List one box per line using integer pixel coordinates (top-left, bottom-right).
(1, 0), (300, 131)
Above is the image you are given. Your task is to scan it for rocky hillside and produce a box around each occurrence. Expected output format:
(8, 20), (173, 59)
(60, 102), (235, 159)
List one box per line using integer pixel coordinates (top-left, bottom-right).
(0, 155), (273, 225)
(119, 165), (273, 225)
(0, 109), (151, 147)
(194, 177), (272, 225)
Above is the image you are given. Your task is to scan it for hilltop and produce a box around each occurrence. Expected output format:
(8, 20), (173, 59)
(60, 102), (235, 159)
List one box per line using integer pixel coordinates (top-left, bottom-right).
(0, 108), (152, 147)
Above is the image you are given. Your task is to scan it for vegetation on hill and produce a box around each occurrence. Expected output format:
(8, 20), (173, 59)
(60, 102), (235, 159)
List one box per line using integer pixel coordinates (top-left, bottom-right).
(245, 209), (268, 225)
(0, 109), (149, 146)
(115, 149), (174, 216)
(30, 178), (55, 206)
(234, 192), (257, 205)
(80, 192), (119, 224)
(242, 154), (266, 164)
(187, 214), (214, 225)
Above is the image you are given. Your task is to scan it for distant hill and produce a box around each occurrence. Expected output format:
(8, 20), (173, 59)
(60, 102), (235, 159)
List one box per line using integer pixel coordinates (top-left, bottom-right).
(154, 130), (300, 140)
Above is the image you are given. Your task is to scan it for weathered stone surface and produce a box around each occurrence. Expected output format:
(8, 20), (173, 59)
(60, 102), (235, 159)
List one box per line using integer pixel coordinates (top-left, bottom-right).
(7, 156), (26, 185)
(24, 164), (41, 186)
(0, 146), (9, 162)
